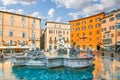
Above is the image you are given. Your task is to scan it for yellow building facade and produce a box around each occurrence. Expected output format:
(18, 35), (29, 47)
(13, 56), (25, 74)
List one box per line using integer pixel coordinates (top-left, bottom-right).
(102, 9), (120, 50)
(0, 11), (41, 53)
(44, 21), (70, 51)
(70, 13), (105, 51)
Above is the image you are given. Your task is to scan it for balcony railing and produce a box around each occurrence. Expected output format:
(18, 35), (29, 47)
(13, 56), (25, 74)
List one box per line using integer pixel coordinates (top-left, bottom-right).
(102, 38), (112, 43)
(79, 36), (87, 39)
(29, 38), (40, 41)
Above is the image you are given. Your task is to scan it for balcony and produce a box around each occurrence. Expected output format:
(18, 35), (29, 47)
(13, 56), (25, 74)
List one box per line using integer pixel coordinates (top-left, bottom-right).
(79, 36), (87, 39)
(102, 38), (112, 43)
(29, 38), (40, 41)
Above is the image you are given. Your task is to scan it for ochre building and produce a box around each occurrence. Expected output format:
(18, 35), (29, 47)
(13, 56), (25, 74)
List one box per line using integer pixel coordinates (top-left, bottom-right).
(70, 12), (105, 51)
(0, 11), (41, 53)
(102, 9), (120, 50)
(44, 21), (70, 52)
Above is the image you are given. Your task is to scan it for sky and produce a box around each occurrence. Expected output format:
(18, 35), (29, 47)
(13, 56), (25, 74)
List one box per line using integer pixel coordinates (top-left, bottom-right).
(0, 0), (120, 28)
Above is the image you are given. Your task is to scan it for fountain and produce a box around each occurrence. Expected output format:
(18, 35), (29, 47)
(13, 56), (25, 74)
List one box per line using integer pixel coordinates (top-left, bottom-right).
(11, 34), (94, 68)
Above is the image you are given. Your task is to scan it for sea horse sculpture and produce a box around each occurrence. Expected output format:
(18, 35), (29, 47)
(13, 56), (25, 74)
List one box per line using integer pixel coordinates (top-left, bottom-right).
(69, 42), (81, 57)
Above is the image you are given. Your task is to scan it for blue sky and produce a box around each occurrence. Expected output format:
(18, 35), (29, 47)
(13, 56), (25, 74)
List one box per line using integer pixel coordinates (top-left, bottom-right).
(0, 0), (120, 28)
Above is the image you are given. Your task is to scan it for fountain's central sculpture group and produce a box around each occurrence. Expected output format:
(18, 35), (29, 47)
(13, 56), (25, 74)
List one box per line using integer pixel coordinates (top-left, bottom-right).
(57, 33), (81, 57)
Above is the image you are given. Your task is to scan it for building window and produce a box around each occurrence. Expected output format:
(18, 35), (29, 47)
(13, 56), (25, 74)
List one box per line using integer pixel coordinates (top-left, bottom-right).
(103, 35), (105, 38)
(82, 33), (85, 36)
(67, 31), (69, 35)
(71, 40), (73, 43)
(71, 34), (73, 37)
(63, 31), (65, 34)
(49, 30), (52, 33)
(89, 38), (92, 41)
(97, 31), (100, 34)
(10, 21), (14, 26)
(71, 28), (74, 31)
(117, 23), (120, 29)
(54, 46), (57, 49)
(59, 25), (61, 28)
(102, 20), (106, 23)
(0, 30), (2, 36)
(89, 20), (93, 23)
(111, 34), (114, 37)
(33, 19), (36, 23)
(83, 39), (85, 41)
(76, 27), (80, 31)
(109, 17), (114, 21)
(32, 24), (35, 29)
(32, 32), (36, 39)
(70, 24), (74, 26)
(88, 25), (93, 29)
(22, 23), (25, 27)
(118, 32), (120, 36)
(116, 13), (120, 20)
(11, 15), (14, 19)
(22, 32), (26, 38)
(49, 46), (52, 50)
(58, 31), (62, 34)
(96, 24), (100, 28)
(21, 16), (25, 21)
(54, 24), (56, 28)
(82, 21), (86, 24)
(82, 45), (86, 50)
(9, 31), (14, 37)
(50, 37), (52, 40)
(9, 40), (14, 45)
(76, 22), (80, 26)
(106, 33), (110, 38)
(89, 32), (92, 35)
(102, 28), (106, 32)
(82, 26), (86, 30)
(110, 26), (114, 30)
(97, 37), (99, 40)
(96, 17), (100, 21)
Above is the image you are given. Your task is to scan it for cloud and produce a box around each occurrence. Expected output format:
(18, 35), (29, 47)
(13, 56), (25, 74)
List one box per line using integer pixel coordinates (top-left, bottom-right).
(32, 11), (45, 19)
(1, 0), (41, 6)
(82, 0), (120, 16)
(68, 12), (83, 20)
(0, 7), (24, 14)
(65, 0), (120, 20)
(55, 17), (62, 22)
(52, 0), (98, 9)
(48, 8), (55, 18)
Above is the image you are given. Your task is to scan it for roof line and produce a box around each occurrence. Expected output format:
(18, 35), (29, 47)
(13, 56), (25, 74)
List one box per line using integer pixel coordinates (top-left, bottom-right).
(0, 10), (41, 20)
(69, 12), (105, 22)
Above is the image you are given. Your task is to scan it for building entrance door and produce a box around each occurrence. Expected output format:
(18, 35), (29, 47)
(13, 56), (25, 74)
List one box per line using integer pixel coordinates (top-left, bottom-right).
(97, 45), (100, 50)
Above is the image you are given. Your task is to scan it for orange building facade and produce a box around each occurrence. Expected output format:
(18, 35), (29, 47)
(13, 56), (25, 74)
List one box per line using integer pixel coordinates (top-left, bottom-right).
(70, 13), (105, 51)
(0, 11), (41, 53)
(102, 9), (120, 50)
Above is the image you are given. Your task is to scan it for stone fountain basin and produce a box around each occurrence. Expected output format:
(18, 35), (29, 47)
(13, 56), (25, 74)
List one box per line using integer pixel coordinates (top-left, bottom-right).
(46, 57), (93, 68)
